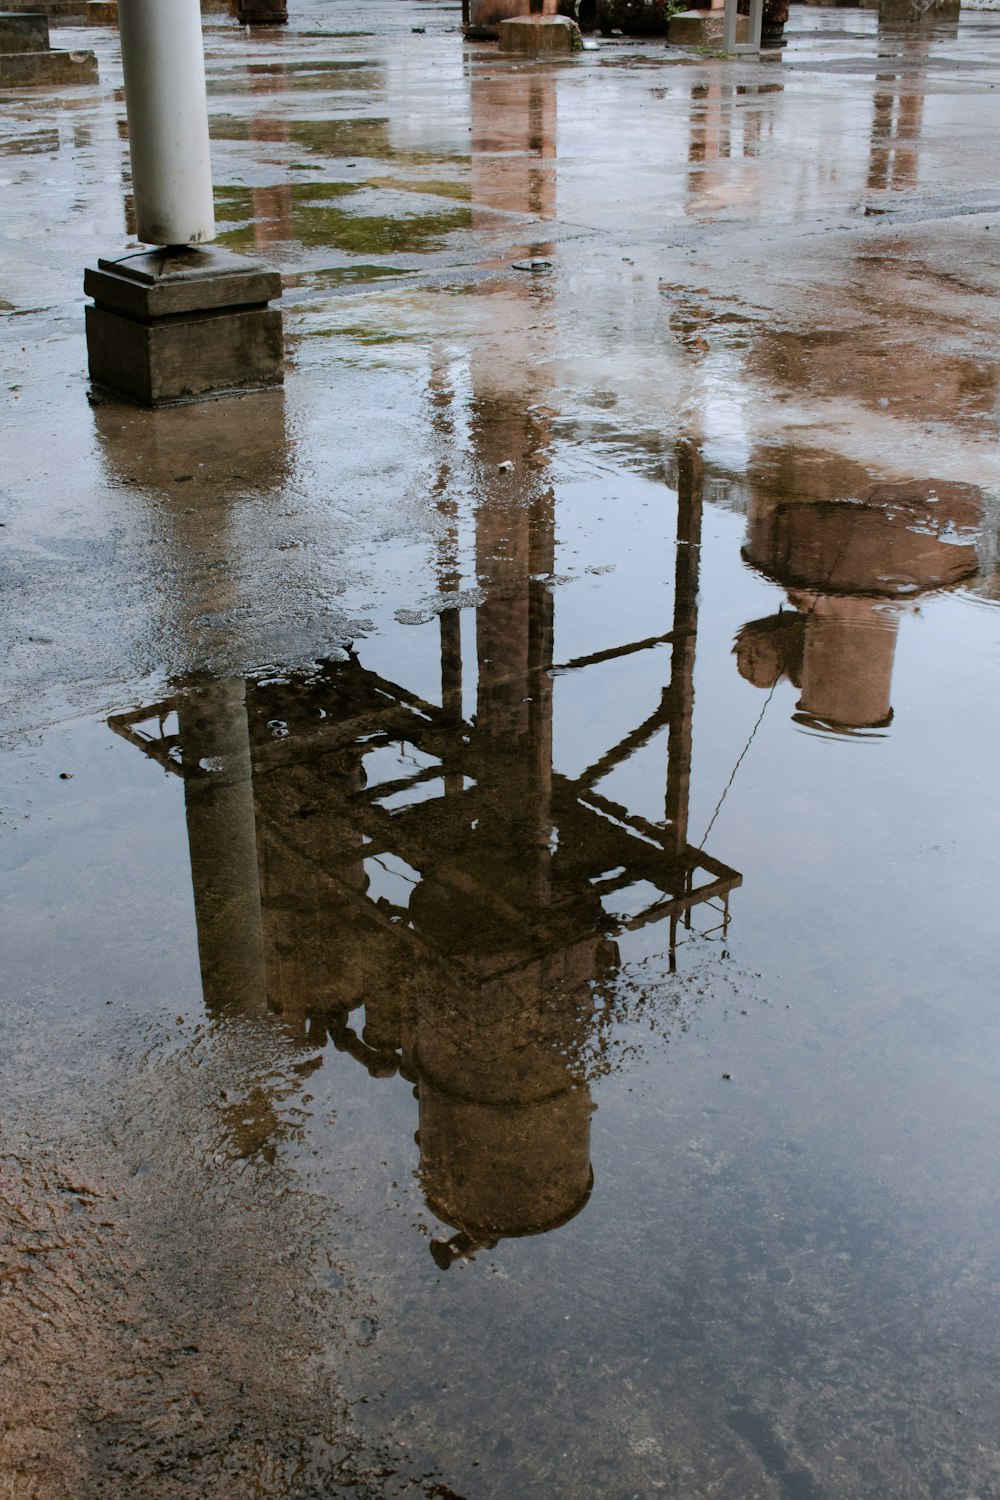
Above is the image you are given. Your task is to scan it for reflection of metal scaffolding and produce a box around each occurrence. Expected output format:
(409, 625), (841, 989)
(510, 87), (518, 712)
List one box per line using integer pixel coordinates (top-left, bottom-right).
(110, 452), (739, 984)
(109, 443), (740, 1260)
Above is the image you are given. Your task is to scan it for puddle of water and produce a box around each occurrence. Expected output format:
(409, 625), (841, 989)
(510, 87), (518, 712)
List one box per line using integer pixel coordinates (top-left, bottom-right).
(367, 174), (472, 202)
(215, 182), (472, 254)
(4, 419), (1000, 1495)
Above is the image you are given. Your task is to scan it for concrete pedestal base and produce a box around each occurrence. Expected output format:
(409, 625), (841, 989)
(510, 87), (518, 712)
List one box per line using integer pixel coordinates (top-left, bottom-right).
(0, 46), (96, 84)
(85, 1), (116, 21)
(0, 12), (48, 49)
(879, 0), (958, 17)
(597, 0), (672, 34)
(0, 0), (84, 12)
(233, 0), (288, 20)
(497, 14), (582, 52)
(84, 248), (284, 408)
(668, 8), (748, 42)
(0, 8), (97, 85)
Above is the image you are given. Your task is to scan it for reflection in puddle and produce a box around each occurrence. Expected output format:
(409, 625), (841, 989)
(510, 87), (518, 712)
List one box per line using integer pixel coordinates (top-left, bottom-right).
(110, 440), (741, 1264)
(737, 477), (982, 733)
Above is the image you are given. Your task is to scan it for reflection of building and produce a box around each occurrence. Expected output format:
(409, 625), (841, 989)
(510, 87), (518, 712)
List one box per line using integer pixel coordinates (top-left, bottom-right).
(736, 472), (981, 732)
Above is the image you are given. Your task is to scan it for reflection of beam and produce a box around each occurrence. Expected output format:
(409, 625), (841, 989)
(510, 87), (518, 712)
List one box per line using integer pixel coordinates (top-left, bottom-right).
(617, 869), (742, 934)
(109, 701), (183, 775)
(574, 691), (672, 792)
(550, 628), (682, 675)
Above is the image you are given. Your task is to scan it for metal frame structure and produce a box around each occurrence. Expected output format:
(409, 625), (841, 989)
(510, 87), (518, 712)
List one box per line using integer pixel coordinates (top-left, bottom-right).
(723, 0), (763, 54)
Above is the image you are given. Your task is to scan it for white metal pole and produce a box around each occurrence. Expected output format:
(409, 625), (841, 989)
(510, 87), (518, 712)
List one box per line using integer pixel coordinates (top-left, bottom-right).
(117, 0), (215, 247)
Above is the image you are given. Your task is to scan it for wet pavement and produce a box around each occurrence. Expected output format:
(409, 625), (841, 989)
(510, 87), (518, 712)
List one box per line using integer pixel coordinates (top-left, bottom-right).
(2, 1), (1000, 1495)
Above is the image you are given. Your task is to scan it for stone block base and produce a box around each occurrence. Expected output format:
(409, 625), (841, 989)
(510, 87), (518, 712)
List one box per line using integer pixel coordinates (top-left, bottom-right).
(0, 13), (49, 50)
(470, 0), (558, 21)
(597, 0), (673, 35)
(85, 1), (117, 21)
(497, 14), (582, 52)
(879, 0), (958, 18)
(0, 48), (97, 85)
(668, 8), (748, 43)
(84, 247), (284, 407)
(233, 0), (288, 18)
(0, 0), (83, 12)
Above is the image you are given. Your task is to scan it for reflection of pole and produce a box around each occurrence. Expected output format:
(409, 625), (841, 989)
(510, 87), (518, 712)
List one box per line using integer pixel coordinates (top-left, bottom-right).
(665, 441), (703, 859)
(178, 680), (267, 1015)
(117, 0), (214, 246)
(440, 610), (463, 724)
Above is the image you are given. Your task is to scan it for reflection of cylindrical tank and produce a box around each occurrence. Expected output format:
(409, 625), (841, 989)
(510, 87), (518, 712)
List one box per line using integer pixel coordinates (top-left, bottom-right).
(415, 955), (595, 1242)
(118, 0), (215, 246)
(419, 1079), (592, 1239)
(746, 489), (980, 597)
(793, 595), (898, 730)
(739, 481), (981, 731)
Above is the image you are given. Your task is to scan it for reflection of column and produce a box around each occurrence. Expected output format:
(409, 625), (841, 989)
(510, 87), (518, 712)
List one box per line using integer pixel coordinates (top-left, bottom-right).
(178, 680), (267, 1015)
(249, 71), (293, 249)
(867, 37), (927, 192)
(413, 61), (597, 1263)
(685, 80), (780, 219)
(471, 66), (557, 262)
(429, 361), (465, 733)
(687, 81), (731, 212)
(244, 681), (375, 1042)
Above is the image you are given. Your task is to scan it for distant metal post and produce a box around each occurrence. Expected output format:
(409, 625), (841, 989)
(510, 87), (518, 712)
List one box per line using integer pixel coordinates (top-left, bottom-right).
(723, 0), (762, 53)
(117, 0), (215, 246)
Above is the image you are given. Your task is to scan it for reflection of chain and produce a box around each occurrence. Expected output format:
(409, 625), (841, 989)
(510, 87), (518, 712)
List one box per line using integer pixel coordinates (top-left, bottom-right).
(699, 681), (777, 850)
(701, 489), (864, 846)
